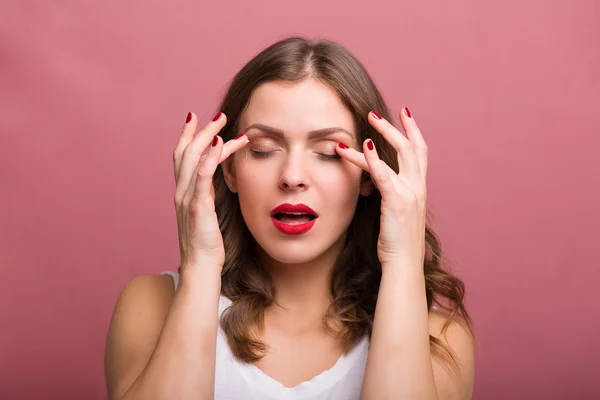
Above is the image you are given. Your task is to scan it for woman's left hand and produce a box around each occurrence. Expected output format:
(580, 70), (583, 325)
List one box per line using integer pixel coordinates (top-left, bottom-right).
(336, 108), (428, 269)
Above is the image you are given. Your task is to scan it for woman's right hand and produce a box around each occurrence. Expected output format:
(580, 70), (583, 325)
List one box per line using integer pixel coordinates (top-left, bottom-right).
(173, 112), (248, 272)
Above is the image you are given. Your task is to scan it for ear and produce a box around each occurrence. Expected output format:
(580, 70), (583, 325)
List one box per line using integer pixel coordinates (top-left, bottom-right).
(359, 171), (374, 197)
(221, 157), (238, 193)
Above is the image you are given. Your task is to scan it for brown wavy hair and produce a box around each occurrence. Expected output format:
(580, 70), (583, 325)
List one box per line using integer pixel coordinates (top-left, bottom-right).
(210, 36), (475, 374)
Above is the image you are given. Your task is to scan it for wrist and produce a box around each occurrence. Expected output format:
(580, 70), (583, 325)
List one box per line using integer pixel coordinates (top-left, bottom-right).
(381, 259), (425, 279)
(180, 263), (223, 283)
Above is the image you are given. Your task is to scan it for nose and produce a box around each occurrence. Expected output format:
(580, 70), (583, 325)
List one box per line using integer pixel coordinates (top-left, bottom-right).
(278, 150), (309, 191)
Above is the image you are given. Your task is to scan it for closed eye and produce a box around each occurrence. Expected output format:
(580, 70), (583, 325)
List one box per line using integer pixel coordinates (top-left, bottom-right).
(251, 150), (275, 158)
(250, 149), (340, 161)
(317, 153), (341, 161)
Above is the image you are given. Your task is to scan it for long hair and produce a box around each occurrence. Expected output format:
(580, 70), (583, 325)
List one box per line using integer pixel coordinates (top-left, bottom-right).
(211, 36), (475, 373)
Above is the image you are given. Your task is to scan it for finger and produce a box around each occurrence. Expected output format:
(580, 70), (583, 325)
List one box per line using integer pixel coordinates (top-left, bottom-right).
(195, 135), (223, 203)
(184, 133), (248, 208)
(398, 107), (428, 182)
(335, 142), (369, 171)
(173, 112), (197, 183)
(219, 133), (250, 163)
(185, 135), (223, 208)
(368, 111), (420, 182)
(362, 139), (395, 196)
(184, 151), (207, 208)
(176, 112), (227, 200)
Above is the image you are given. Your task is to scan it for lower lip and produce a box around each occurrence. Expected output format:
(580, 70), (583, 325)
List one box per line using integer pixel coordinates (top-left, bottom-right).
(271, 217), (317, 235)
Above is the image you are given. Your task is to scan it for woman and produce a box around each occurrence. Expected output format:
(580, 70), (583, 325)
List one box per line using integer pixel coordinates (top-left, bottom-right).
(104, 37), (476, 400)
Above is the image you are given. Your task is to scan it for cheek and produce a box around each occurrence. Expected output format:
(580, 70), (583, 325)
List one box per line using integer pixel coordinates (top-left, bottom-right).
(233, 160), (269, 198)
(316, 167), (363, 203)
(233, 155), (363, 202)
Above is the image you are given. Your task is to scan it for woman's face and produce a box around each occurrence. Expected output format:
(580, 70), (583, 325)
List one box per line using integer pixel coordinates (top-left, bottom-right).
(226, 79), (371, 265)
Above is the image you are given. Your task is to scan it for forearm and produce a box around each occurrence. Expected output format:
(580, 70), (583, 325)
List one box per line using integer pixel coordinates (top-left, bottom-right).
(361, 262), (438, 400)
(122, 267), (222, 400)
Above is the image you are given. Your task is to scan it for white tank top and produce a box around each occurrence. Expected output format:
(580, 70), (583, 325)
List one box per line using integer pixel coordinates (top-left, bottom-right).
(161, 271), (369, 400)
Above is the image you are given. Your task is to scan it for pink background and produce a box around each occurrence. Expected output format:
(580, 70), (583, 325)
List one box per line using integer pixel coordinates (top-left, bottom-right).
(1, 0), (599, 399)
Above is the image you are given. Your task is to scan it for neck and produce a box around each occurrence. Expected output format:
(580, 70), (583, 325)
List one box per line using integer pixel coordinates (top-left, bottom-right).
(259, 236), (345, 323)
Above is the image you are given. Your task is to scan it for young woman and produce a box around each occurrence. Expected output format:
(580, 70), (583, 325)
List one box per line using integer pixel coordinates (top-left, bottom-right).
(104, 37), (476, 400)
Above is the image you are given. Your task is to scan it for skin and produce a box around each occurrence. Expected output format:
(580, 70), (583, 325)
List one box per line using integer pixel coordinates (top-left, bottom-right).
(340, 109), (475, 399)
(223, 79), (371, 317)
(221, 79), (374, 386)
(104, 78), (474, 400)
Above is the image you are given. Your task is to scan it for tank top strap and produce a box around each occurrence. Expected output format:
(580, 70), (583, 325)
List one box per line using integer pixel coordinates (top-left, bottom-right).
(160, 270), (180, 291)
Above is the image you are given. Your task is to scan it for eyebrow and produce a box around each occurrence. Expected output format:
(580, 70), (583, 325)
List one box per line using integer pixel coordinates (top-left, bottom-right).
(244, 123), (354, 140)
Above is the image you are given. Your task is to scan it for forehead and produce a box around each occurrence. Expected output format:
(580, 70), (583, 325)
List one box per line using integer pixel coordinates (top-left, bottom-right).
(240, 79), (356, 137)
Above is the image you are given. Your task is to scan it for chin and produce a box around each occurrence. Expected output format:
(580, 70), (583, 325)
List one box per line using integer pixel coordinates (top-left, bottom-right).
(257, 242), (323, 265)
(243, 217), (350, 266)
(252, 229), (347, 267)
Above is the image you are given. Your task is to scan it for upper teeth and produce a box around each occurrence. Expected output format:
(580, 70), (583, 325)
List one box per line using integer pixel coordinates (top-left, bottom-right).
(285, 212), (305, 215)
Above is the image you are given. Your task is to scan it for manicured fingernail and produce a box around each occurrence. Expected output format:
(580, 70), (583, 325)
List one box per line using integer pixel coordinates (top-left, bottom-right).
(212, 136), (219, 147)
(404, 107), (412, 118)
(234, 133), (244, 140)
(338, 142), (349, 149)
(367, 139), (374, 150)
(186, 112), (192, 123)
(212, 112), (221, 122)
(371, 111), (382, 120)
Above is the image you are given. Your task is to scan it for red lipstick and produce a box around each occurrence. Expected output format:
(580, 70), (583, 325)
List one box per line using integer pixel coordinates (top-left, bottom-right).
(270, 203), (318, 235)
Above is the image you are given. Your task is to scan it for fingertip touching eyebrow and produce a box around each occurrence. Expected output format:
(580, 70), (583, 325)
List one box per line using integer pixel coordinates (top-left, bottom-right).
(244, 123), (355, 140)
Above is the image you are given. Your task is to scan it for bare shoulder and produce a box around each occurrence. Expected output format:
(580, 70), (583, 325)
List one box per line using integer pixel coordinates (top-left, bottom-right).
(104, 274), (176, 400)
(428, 309), (475, 400)
(118, 273), (176, 304)
(108, 273), (176, 330)
(428, 309), (474, 342)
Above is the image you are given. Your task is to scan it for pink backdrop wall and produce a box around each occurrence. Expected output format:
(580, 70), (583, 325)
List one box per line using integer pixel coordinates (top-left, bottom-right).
(1, 0), (599, 398)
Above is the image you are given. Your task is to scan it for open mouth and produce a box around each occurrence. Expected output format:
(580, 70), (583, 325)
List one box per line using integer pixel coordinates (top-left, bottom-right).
(272, 212), (317, 225)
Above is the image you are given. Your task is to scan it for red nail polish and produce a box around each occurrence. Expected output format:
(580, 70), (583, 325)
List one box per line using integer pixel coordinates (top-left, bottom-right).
(234, 133), (244, 140)
(338, 142), (349, 149)
(371, 111), (382, 120)
(212, 136), (219, 147)
(367, 140), (374, 150)
(186, 112), (192, 123)
(405, 107), (412, 118)
(212, 113), (221, 122)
